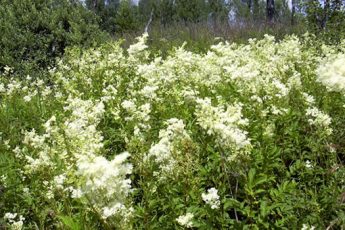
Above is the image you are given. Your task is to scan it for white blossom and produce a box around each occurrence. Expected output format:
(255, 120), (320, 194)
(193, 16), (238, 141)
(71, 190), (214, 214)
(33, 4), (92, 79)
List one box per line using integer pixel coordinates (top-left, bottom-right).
(176, 212), (194, 228)
(317, 54), (345, 92)
(202, 187), (220, 209)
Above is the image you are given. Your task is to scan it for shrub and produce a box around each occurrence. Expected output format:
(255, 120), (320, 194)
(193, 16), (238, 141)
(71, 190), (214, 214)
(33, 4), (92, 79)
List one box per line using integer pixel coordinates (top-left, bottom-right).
(0, 0), (109, 75)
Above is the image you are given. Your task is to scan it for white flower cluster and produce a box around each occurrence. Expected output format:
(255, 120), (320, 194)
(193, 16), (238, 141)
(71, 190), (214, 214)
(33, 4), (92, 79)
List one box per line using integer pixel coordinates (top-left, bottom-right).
(0, 76), (53, 102)
(77, 152), (133, 220)
(202, 187), (220, 209)
(305, 107), (332, 135)
(3, 213), (25, 230)
(22, 128), (54, 173)
(302, 93), (315, 105)
(21, 97), (133, 222)
(128, 33), (149, 59)
(301, 224), (316, 230)
(305, 160), (313, 169)
(176, 212), (194, 228)
(63, 98), (133, 221)
(145, 118), (191, 177)
(317, 54), (345, 92)
(195, 98), (251, 150)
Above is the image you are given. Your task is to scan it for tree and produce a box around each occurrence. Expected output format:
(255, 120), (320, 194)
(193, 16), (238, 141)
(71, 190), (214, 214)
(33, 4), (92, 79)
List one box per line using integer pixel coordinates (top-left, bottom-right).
(175, 0), (207, 22)
(208, 0), (228, 21)
(157, 0), (176, 25)
(139, 0), (176, 26)
(115, 0), (140, 32)
(85, 0), (120, 33)
(253, 0), (260, 19)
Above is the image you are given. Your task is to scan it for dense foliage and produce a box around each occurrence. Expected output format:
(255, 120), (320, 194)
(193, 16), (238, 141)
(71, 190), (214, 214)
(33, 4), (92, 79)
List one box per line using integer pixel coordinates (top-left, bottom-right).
(0, 0), (108, 75)
(85, 0), (344, 43)
(1, 34), (345, 229)
(306, 0), (345, 43)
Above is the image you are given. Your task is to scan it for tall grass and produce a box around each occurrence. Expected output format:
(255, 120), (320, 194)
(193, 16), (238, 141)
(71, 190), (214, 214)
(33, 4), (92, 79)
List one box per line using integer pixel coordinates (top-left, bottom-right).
(116, 20), (307, 55)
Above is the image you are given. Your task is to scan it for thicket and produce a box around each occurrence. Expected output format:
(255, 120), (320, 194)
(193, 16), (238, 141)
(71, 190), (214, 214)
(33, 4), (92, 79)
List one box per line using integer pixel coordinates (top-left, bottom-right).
(0, 0), (108, 75)
(306, 0), (345, 43)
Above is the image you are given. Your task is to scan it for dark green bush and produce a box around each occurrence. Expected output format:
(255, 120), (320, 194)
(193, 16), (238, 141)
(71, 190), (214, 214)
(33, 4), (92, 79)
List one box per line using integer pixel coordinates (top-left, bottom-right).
(306, 0), (345, 43)
(114, 0), (141, 33)
(0, 0), (109, 75)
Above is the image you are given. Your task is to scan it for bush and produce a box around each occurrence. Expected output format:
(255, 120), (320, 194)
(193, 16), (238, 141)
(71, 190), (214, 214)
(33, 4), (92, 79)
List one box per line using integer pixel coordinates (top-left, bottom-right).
(0, 0), (109, 75)
(306, 0), (345, 43)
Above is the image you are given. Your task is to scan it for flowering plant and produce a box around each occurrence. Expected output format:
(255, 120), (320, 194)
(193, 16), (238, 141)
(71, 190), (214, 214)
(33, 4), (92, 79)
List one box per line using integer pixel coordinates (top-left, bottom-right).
(1, 34), (345, 229)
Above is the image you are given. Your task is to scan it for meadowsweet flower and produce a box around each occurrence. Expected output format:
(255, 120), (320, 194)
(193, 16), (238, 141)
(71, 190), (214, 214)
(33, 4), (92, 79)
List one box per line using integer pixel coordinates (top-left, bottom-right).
(121, 100), (136, 112)
(22, 187), (30, 196)
(43, 116), (58, 138)
(287, 72), (302, 89)
(202, 187), (220, 209)
(317, 54), (345, 92)
(145, 118), (190, 177)
(128, 33), (149, 58)
(10, 220), (24, 230)
(263, 123), (275, 137)
(0, 174), (7, 187)
(4, 212), (17, 220)
(301, 224), (316, 230)
(4, 140), (10, 149)
(4, 65), (12, 74)
(23, 129), (46, 148)
(176, 212), (194, 228)
(0, 84), (5, 94)
(76, 152), (132, 218)
(54, 174), (66, 189)
(140, 85), (159, 99)
(138, 103), (151, 122)
(4, 213), (24, 230)
(270, 106), (288, 115)
(6, 80), (21, 96)
(23, 90), (37, 102)
(305, 160), (313, 169)
(7, 33), (339, 228)
(250, 95), (263, 103)
(272, 79), (289, 98)
(302, 93), (315, 105)
(306, 107), (332, 134)
(46, 190), (54, 199)
(102, 203), (125, 219)
(195, 98), (250, 150)
(21, 97), (133, 223)
(69, 187), (83, 199)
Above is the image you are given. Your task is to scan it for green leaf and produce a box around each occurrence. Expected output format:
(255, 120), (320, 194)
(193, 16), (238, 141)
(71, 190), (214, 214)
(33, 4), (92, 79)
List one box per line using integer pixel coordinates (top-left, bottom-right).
(58, 216), (82, 230)
(224, 198), (241, 210)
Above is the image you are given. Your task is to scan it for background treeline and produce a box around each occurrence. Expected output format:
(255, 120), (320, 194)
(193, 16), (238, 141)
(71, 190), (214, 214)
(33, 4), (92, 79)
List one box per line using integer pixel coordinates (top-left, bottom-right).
(0, 0), (344, 75)
(85, 0), (345, 35)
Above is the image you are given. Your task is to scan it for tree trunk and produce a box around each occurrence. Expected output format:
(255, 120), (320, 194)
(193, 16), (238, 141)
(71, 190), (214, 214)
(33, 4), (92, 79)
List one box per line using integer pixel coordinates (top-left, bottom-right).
(247, 0), (252, 12)
(267, 0), (275, 22)
(253, 0), (259, 19)
(93, 0), (98, 9)
(321, 0), (331, 29)
(291, 0), (296, 25)
(145, 8), (154, 33)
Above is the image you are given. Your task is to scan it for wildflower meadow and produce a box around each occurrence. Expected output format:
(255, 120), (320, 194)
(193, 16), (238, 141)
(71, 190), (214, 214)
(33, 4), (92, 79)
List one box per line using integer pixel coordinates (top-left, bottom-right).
(1, 34), (345, 229)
